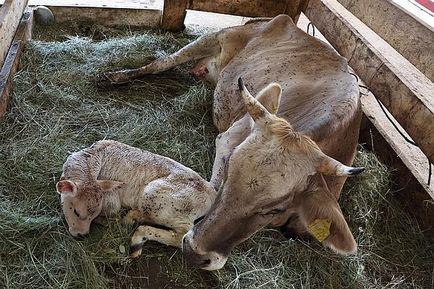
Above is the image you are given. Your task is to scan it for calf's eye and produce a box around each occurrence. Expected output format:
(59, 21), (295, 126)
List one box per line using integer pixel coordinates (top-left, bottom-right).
(73, 208), (80, 218)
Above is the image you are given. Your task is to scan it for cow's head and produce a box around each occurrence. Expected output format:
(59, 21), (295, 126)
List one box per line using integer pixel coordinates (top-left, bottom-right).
(183, 78), (364, 270)
(56, 179), (123, 237)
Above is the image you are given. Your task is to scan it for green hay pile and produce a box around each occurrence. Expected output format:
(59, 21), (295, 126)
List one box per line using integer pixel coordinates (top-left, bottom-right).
(0, 22), (432, 289)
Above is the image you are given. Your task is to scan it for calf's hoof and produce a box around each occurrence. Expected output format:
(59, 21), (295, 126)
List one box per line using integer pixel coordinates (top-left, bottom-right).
(129, 243), (144, 258)
(130, 234), (146, 258)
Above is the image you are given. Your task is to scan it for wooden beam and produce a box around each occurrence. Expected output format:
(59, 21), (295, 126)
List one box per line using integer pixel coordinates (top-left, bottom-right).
(337, 0), (434, 82)
(305, 0), (434, 165)
(189, 0), (288, 17)
(0, 0), (29, 68)
(289, 0), (311, 23)
(161, 0), (188, 31)
(360, 87), (434, 199)
(47, 6), (161, 27)
(0, 8), (33, 119)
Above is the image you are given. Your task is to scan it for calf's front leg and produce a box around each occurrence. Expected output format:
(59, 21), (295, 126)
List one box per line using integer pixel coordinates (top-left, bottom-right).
(129, 225), (186, 258)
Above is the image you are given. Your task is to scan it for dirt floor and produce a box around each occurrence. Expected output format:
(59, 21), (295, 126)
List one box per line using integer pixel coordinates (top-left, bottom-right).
(0, 21), (433, 289)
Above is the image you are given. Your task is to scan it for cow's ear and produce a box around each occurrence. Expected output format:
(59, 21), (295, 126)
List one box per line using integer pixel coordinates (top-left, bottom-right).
(97, 180), (125, 192)
(298, 188), (357, 255)
(255, 83), (281, 115)
(56, 180), (77, 195)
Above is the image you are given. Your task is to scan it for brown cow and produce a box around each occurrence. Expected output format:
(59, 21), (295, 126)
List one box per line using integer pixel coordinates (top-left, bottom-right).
(102, 15), (364, 270)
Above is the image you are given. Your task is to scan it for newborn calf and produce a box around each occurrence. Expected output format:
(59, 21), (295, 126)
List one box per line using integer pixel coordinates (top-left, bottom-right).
(56, 140), (216, 257)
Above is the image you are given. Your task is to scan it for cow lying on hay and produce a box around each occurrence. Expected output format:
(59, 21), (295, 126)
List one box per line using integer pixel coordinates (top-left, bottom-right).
(57, 140), (216, 257)
(100, 14), (365, 270)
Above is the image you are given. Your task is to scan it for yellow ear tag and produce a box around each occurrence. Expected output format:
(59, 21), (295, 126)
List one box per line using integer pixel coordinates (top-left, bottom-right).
(308, 219), (332, 242)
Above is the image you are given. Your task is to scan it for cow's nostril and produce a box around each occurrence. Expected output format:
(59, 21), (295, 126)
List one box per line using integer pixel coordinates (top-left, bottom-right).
(202, 259), (211, 266)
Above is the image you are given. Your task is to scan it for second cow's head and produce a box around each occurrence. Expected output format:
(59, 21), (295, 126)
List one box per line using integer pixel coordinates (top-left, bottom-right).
(183, 78), (364, 270)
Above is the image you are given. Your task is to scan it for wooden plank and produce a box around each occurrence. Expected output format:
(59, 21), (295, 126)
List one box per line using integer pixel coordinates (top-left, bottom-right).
(189, 0), (288, 17)
(0, 8), (33, 119)
(27, 0), (162, 10)
(47, 6), (161, 27)
(305, 0), (434, 165)
(360, 85), (434, 199)
(161, 0), (188, 31)
(0, 0), (29, 68)
(337, 0), (434, 82)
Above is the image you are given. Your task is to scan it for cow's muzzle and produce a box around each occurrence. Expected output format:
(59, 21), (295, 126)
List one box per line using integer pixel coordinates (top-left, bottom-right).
(182, 231), (228, 271)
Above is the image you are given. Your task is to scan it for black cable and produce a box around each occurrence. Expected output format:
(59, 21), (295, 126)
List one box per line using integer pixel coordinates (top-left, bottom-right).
(358, 84), (432, 185)
(372, 93), (417, 146)
(316, 22), (432, 187)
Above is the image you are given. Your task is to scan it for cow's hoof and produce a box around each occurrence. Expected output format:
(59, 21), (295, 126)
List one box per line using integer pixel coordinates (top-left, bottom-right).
(96, 71), (130, 87)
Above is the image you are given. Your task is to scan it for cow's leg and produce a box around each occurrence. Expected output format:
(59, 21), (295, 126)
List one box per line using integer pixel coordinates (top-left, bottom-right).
(100, 33), (221, 85)
(130, 225), (186, 257)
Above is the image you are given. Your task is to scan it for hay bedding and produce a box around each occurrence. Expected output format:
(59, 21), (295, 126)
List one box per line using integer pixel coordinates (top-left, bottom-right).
(0, 22), (432, 289)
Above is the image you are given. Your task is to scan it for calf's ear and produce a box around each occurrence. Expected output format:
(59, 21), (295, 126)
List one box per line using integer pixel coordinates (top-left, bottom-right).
(56, 180), (77, 195)
(97, 180), (125, 192)
(298, 189), (357, 255)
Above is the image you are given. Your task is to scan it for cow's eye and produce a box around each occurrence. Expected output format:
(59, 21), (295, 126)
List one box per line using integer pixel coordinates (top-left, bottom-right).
(73, 208), (80, 218)
(263, 209), (284, 216)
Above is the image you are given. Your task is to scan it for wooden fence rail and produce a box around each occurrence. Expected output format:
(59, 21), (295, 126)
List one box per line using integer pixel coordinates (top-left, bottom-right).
(305, 0), (434, 165)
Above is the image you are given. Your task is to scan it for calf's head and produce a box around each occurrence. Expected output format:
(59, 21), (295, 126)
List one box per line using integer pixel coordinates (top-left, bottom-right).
(183, 78), (364, 270)
(56, 179), (123, 237)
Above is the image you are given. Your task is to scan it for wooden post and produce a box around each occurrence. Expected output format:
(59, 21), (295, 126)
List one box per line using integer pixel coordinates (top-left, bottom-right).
(0, 0), (29, 68)
(305, 0), (434, 165)
(286, 0), (311, 23)
(161, 0), (311, 30)
(0, 8), (33, 119)
(161, 0), (188, 31)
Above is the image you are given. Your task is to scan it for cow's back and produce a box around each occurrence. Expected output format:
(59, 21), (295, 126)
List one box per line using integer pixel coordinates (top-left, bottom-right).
(214, 15), (361, 196)
(215, 15), (359, 137)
